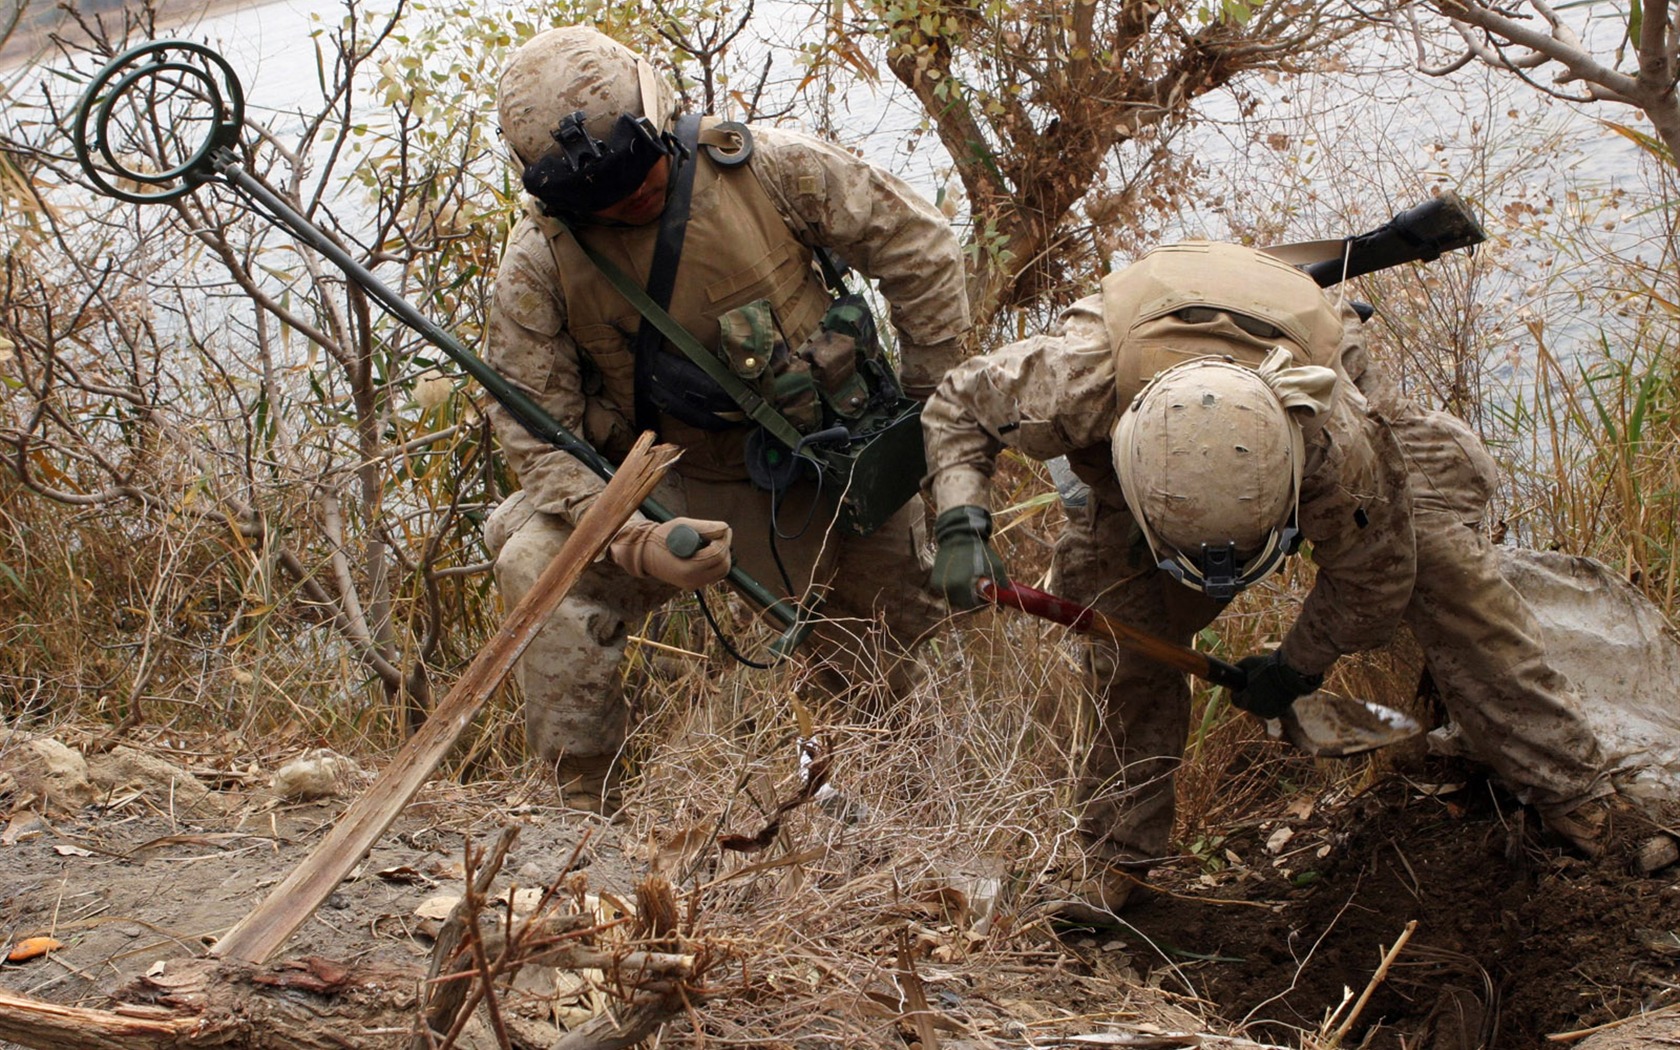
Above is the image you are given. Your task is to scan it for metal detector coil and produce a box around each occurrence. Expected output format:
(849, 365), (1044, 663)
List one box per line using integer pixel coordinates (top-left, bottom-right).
(72, 41), (244, 204)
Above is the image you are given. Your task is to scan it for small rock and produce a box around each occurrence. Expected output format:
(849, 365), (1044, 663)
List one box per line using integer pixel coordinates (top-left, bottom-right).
(271, 749), (361, 802)
(3, 734), (96, 813)
(87, 746), (223, 816)
(1265, 826), (1295, 855)
(1630, 834), (1679, 876)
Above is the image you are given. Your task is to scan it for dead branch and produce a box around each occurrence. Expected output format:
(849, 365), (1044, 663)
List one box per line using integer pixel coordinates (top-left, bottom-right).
(210, 433), (683, 966)
(0, 958), (419, 1050)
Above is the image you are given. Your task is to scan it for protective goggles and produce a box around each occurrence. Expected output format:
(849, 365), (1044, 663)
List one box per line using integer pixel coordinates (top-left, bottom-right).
(521, 110), (679, 216)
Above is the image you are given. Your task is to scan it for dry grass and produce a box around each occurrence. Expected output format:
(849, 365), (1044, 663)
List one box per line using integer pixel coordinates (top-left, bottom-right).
(498, 570), (1367, 1046)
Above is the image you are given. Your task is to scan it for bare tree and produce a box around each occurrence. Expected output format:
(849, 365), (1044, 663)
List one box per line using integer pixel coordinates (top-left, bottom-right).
(805, 0), (1377, 322)
(1392, 0), (1680, 165)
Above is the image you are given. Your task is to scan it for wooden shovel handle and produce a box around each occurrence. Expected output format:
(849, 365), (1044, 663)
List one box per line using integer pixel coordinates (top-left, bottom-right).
(977, 577), (1248, 691)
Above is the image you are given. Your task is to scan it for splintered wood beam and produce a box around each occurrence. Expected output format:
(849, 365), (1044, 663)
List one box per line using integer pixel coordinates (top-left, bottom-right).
(0, 985), (199, 1049)
(212, 434), (681, 966)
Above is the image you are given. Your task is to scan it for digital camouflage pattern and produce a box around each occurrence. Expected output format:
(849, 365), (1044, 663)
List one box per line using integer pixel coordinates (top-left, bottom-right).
(923, 242), (1609, 863)
(495, 26), (678, 164)
(485, 39), (968, 782)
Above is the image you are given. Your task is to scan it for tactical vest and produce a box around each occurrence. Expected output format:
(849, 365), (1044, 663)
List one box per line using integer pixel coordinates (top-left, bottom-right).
(1102, 241), (1348, 407)
(544, 119), (832, 482)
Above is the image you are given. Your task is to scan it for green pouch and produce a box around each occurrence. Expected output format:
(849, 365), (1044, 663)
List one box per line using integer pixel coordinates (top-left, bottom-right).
(801, 329), (872, 419)
(717, 299), (781, 380)
(717, 298), (821, 432)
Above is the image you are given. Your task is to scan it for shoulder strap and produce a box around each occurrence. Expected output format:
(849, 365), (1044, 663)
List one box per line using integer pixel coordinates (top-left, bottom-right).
(556, 122), (806, 450)
(812, 247), (855, 297)
(630, 114), (703, 435)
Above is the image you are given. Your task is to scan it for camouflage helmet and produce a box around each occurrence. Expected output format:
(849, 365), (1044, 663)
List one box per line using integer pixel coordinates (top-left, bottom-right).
(496, 26), (678, 169)
(1113, 352), (1326, 601)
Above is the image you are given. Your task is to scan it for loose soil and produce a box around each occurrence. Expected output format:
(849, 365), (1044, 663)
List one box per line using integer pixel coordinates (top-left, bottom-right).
(2, 743), (1677, 1048)
(1081, 756), (1680, 1047)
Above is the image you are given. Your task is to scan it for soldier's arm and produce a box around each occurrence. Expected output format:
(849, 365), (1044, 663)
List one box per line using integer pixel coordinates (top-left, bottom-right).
(922, 299), (1119, 513)
(1278, 398), (1417, 675)
(485, 217), (615, 528)
(746, 126), (970, 397)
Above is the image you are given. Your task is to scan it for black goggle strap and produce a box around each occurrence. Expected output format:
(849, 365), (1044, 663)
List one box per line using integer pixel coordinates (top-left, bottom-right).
(1156, 519), (1301, 602)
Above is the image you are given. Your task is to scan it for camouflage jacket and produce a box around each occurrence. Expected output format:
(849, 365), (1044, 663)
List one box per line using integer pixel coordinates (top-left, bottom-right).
(485, 123), (971, 527)
(922, 291), (1417, 675)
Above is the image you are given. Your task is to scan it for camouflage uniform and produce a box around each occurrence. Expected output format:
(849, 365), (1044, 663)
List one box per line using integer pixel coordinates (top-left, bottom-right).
(1340, 327), (1610, 823)
(485, 121), (968, 779)
(924, 242), (1606, 865)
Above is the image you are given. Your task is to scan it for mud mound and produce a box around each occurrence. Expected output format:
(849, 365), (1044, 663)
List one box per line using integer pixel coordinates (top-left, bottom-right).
(1104, 767), (1680, 1047)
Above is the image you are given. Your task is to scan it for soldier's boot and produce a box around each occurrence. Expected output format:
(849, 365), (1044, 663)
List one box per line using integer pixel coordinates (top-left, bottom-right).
(1040, 855), (1152, 927)
(1539, 792), (1675, 868)
(554, 754), (622, 818)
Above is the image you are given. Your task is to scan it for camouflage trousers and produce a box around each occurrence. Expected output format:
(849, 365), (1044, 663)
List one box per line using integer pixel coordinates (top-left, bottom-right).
(1056, 408), (1608, 864)
(485, 472), (945, 775)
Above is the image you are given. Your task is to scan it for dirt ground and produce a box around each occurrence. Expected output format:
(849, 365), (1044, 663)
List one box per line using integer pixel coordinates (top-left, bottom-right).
(0, 771), (618, 996)
(2, 737), (1677, 1049)
(1081, 754), (1680, 1047)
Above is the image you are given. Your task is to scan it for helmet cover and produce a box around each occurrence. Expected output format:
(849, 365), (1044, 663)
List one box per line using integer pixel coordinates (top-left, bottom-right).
(497, 27), (681, 214)
(1113, 355), (1304, 599)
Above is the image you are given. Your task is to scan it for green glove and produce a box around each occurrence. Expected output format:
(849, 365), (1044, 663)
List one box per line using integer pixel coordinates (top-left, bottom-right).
(931, 505), (1010, 611)
(1232, 650), (1324, 720)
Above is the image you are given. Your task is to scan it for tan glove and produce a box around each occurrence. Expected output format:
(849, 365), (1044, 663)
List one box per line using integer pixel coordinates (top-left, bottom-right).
(608, 517), (733, 589)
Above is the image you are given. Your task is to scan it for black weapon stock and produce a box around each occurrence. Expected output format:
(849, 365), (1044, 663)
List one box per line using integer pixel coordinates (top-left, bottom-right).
(1304, 192), (1488, 288)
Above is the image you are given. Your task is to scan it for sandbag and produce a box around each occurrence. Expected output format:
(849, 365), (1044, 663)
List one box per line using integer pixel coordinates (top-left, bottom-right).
(1496, 547), (1680, 805)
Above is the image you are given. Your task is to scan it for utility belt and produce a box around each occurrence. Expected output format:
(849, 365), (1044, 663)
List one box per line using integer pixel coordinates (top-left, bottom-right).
(562, 114), (925, 538)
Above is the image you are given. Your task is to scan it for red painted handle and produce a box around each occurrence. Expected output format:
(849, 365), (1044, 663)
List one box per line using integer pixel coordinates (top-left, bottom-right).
(976, 577), (1247, 690)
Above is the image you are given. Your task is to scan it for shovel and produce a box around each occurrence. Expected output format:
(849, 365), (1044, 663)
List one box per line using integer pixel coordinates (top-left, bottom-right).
(976, 577), (1422, 757)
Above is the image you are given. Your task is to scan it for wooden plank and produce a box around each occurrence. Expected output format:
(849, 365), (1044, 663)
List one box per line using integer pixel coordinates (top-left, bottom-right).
(211, 434), (681, 966)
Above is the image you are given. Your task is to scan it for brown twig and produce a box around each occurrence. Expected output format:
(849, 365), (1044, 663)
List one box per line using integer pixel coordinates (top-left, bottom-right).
(1328, 919), (1419, 1045)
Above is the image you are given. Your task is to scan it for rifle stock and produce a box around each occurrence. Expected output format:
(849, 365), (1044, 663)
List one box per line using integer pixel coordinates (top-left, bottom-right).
(1265, 192), (1488, 288)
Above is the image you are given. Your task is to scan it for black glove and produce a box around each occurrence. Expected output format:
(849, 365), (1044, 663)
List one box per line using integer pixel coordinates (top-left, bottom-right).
(1232, 650), (1324, 720)
(931, 505), (1010, 611)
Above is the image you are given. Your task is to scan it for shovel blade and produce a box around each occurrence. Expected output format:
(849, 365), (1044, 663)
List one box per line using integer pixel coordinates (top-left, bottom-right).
(1279, 693), (1423, 758)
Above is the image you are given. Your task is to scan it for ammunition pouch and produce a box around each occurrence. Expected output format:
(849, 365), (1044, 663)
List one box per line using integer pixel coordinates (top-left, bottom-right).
(717, 293), (922, 536)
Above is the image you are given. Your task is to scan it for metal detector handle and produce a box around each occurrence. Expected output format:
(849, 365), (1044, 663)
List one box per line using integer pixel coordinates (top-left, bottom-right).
(1302, 192), (1488, 288)
(664, 524), (704, 559)
(977, 577), (1248, 691)
(658, 524), (811, 657)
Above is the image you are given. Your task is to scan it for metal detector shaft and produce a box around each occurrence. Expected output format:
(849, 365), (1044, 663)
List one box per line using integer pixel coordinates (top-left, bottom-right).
(205, 151), (807, 645)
